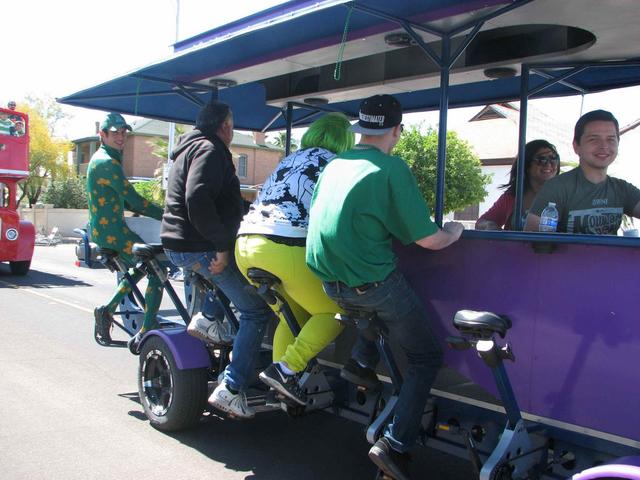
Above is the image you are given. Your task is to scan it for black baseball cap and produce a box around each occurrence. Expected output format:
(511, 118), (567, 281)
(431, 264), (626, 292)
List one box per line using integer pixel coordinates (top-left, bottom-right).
(349, 94), (403, 135)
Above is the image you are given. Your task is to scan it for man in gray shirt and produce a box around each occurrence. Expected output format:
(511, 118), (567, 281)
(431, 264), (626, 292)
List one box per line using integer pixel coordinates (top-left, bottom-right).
(525, 110), (640, 234)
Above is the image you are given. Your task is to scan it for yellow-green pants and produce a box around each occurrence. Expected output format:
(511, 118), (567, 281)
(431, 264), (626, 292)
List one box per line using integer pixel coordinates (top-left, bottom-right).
(235, 234), (343, 372)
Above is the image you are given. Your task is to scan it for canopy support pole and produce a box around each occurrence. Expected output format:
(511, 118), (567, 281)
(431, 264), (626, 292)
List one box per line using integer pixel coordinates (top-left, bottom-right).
(514, 64), (530, 231)
(434, 35), (451, 225)
(285, 102), (293, 156)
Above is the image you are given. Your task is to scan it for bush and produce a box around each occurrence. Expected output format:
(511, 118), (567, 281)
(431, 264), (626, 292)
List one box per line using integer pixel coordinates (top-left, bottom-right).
(132, 179), (165, 207)
(42, 177), (88, 209)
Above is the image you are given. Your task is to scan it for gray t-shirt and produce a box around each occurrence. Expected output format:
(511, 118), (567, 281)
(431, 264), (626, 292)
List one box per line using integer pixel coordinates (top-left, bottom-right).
(530, 167), (640, 234)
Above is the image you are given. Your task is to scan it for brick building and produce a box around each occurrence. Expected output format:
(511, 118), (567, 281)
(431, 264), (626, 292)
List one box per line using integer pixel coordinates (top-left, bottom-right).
(71, 119), (283, 188)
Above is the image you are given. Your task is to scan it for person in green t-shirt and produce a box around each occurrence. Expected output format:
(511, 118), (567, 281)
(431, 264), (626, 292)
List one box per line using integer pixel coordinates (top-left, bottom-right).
(87, 113), (164, 354)
(306, 94), (464, 480)
(525, 110), (640, 234)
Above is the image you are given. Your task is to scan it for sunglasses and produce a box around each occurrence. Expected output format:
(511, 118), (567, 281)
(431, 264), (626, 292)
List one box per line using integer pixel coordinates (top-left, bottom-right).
(533, 154), (559, 166)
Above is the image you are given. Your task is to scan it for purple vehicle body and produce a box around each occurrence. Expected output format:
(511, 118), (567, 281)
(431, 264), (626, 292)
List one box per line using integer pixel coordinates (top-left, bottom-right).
(397, 238), (640, 445)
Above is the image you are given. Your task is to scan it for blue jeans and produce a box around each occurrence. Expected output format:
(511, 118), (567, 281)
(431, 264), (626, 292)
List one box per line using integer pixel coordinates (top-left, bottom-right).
(165, 249), (274, 392)
(323, 270), (443, 453)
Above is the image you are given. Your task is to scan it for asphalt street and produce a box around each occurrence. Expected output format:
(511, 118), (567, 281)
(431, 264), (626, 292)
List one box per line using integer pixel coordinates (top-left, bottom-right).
(0, 244), (474, 480)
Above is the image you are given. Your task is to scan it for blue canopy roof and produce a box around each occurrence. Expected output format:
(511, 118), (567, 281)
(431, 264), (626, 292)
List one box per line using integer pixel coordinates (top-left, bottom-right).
(58, 0), (640, 130)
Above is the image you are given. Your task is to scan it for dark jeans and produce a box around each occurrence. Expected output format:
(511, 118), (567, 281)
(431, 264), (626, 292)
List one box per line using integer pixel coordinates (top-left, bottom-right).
(323, 270), (443, 452)
(165, 249), (274, 392)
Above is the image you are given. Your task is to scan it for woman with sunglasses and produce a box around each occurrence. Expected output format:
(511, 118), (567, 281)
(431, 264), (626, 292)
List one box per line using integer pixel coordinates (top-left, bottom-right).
(476, 139), (560, 230)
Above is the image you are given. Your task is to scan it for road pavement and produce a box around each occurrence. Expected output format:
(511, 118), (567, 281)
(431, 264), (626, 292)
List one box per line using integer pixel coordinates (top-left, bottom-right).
(0, 244), (474, 480)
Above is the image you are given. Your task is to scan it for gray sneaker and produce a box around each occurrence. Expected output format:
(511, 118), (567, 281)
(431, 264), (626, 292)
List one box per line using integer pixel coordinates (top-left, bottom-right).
(187, 313), (233, 345)
(208, 381), (255, 419)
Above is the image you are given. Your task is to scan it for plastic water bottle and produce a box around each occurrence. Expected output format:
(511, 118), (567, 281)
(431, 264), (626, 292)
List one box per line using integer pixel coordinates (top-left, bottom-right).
(539, 202), (559, 232)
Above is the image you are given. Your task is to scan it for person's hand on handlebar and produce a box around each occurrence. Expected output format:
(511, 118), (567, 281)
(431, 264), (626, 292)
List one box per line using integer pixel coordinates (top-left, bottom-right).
(443, 221), (465, 239)
(209, 251), (230, 275)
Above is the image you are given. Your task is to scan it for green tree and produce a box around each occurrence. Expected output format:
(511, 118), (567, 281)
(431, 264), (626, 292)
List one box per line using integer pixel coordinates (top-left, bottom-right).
(17, 102), (73, 207)
(24, 94), (69, 137)
(148, 124), (187, 161)
(146, 124), (188, 204)
(393, 125), (490, 214)
(42, 177), (88, 208)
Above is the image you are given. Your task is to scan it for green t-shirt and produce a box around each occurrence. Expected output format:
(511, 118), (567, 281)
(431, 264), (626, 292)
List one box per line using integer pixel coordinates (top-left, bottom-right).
(530, 167), (640, 234)
(306, 145), (438, 286)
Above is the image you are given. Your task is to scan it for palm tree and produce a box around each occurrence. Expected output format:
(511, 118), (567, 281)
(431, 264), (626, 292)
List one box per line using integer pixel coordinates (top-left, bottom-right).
(270, 131), (298, 152)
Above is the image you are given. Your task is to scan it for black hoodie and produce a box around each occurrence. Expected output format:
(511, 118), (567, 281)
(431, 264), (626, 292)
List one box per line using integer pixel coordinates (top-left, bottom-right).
(161, 129), (243, 253)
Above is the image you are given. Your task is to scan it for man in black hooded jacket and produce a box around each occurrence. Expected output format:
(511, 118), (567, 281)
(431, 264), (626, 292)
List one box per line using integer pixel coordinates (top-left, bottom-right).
(162, 100), (273, 419)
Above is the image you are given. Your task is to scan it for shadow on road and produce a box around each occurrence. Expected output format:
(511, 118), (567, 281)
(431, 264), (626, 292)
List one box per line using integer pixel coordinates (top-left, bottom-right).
(119, 390), (474, 480)
(0, 266), (92, 288)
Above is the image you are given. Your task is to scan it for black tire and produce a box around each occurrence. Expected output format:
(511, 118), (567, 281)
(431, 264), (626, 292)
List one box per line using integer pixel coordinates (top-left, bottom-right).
(10, 260), (30, 276)
(138, 336), (208, 431)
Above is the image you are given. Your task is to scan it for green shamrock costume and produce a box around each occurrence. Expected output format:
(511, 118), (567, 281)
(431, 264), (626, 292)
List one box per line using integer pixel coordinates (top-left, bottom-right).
(87, 139), (164, 334)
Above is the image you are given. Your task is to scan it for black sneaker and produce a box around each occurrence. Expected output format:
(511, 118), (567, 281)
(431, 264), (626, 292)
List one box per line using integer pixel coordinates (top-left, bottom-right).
(258, 363), (307, 406)
(94, 306), (113, 346)
(341, 358), (382, 390)
(369, 437), (411, 480)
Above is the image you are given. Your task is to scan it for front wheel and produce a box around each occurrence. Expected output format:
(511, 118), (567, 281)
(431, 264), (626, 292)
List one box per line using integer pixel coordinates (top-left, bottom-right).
(10, 260), (30, 275)
(138, 336), (208, 431)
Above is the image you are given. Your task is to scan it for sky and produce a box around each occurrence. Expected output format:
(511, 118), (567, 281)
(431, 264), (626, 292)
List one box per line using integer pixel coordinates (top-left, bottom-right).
(3, 0), (289, 138)
(4, 0), (640, 143)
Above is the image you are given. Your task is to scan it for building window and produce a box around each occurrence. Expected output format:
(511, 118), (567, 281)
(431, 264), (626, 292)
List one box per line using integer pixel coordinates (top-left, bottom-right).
(238, 154), (248, 178)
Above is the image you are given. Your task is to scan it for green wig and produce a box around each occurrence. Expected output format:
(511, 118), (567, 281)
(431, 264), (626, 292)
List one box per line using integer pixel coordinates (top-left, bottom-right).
(300, 112), (355, 154)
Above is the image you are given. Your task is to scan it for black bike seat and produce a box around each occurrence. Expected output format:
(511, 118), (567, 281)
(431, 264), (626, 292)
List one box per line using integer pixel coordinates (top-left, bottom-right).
(453, 310), (512, 338)
(132, 243), (164, 259)
(247, 268), (281, 285)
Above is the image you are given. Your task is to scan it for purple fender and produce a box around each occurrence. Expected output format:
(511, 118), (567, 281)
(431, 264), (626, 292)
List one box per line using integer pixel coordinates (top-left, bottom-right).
(142, 327), (211, 370)
(572, 457), (640, 479)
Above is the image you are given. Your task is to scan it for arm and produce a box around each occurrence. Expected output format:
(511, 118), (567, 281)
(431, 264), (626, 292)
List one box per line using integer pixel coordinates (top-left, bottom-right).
(416, 222), (464, 250)
(475, 218), (499, 231)
(185, 146), (236, 251)
(475, 192), (514, 230)
(633, 199), (640, 219)
(524, 213), (541, 231)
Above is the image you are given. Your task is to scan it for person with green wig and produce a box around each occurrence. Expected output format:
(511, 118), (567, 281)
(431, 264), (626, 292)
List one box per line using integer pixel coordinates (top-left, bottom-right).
(235, 112), (355, 406)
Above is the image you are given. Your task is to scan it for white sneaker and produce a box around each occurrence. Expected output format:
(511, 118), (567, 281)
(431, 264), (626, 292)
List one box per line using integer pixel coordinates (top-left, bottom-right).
(187, 313), (233, 345)
(208, 381), (255, 419)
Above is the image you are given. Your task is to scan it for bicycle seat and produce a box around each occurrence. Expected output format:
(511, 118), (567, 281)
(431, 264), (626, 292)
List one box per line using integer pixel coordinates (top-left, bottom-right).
(247, 268), (281, 286)
(96, 247), (118, 258)
(335, 306), (385, 339)
(132, 243), (164, 260)
(453, 310), (511, 338)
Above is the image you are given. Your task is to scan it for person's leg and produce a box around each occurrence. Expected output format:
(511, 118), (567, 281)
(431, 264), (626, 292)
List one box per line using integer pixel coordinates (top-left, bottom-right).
(140, 274), (163, 333)
(166, 248), (273, 418)
(322, 282), (382, 389)
(104, 267), (144, 313)
(95, 251), (146, 344)
(235, 235), (309, 363)
(278, 246), (343, 373)
(324, 270), (442, 459)
(375, 273), (442, 453)
(195, 252), (274, 392)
